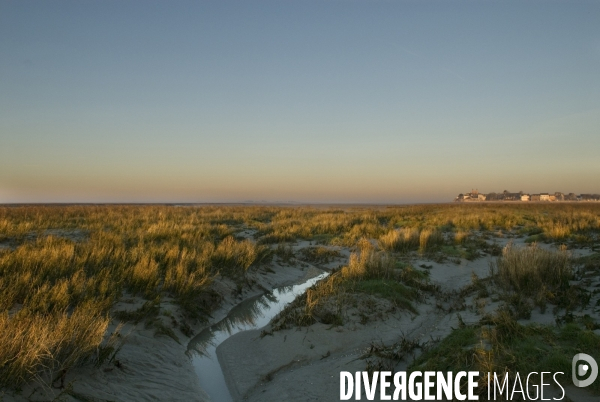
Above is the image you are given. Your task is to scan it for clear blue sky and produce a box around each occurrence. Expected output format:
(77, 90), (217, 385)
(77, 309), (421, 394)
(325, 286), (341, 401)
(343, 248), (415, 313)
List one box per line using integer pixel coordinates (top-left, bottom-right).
(1, 0), (599, 203)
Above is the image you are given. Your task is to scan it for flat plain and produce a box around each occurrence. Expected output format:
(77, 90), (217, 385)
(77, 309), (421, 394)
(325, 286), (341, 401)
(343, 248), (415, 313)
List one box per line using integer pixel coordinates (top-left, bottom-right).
(1, 203), (599, 401)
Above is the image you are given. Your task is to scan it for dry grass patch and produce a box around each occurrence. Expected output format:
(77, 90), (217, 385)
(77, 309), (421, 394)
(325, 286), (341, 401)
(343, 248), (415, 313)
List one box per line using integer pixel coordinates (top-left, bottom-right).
(0, 206), (271, 389)
(270, 239), (434, 330)
(492, 242), (572, 295)
(1, 203), (598, 389)
(379, 227), (444, 254)
(0, 306), (108, 387)
(490, 242), (593, 317)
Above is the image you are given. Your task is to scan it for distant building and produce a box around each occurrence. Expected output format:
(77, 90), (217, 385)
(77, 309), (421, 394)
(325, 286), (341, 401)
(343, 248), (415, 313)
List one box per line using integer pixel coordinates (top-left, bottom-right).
(503, 192), (520, 201)
(456, 189), (487, 202)
(566, 193), (577, 201)
(454, 190), (594, 202)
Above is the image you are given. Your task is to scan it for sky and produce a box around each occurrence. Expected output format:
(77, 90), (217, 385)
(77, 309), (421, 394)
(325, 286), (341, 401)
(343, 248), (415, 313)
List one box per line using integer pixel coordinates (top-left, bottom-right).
(1, 0), (599, 204)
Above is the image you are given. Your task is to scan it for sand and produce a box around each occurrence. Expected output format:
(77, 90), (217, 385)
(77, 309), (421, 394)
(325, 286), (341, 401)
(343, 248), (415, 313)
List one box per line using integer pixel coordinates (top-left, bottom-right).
(1, 254), (334, 402)
(217, 243), (599, 402)
(2, 239), (598, 401)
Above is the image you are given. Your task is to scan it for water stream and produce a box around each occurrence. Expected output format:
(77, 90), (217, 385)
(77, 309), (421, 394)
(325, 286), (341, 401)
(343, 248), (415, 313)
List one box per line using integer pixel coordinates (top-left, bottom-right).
(187, 272), (328, 402)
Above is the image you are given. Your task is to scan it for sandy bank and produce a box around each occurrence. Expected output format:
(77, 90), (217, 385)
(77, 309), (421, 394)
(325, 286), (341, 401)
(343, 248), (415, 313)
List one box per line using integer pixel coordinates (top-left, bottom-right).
(2, 258), (329, 402)
(217, 245), (600, 402)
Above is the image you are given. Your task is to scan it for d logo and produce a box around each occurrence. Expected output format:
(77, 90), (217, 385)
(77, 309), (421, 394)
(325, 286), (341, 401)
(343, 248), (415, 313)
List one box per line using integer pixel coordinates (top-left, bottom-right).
(572, 353), (598, 388)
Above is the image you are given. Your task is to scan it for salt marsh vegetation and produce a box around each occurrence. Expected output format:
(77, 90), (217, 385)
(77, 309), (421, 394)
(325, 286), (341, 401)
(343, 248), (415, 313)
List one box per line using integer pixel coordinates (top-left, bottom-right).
(0, 203), (599, 398)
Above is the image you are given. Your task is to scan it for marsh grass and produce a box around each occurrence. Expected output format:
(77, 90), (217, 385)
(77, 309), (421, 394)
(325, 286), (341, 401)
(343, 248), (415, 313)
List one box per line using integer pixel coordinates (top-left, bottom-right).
(0, 206), (268, 388)
(271, 240), (433, 330)
(453, 230), (470, 244)
(410, 311), (600, 395)
(492, 242), (573, 296)
(298, 246), (342, 264)
(379, 227), (445, 255)
(212, 236), (269, 276)
(400, 241), (600, 395)
(378, 228), (419, 252)
(1, 202), (599, 389)
(353, 280), (417, 313)
(0, 306), (109, 387)
(490, 242), (594, 317)
(274, 243), (295, 263)
(418, 228), (444, 253)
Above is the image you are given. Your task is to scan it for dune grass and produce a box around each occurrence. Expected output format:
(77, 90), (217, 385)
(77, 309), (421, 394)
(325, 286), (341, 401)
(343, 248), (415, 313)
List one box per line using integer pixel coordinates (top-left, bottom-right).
(404, 239), (599, 395)
(410, 311), (600, 395)
(0, 206), (267, 387)
(492, 242), (573, 295)
(1, 202), (598, 388)
(270, 239), (435, 329)
(0, 306), (109, 388)
(490, 242), (592, 317)
(298, 246), (342, 264)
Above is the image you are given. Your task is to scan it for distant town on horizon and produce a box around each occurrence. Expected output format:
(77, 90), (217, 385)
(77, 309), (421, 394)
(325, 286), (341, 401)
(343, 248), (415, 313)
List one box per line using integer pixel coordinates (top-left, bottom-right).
(456, 189), (600, 202)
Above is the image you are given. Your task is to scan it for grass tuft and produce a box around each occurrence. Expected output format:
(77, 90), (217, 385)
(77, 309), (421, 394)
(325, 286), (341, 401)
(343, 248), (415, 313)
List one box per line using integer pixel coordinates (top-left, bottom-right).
(492, 242), (572, 295)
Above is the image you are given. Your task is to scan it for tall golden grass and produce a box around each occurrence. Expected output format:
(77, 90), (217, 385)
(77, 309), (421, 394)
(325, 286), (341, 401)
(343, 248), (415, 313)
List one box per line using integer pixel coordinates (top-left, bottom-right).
(492, 242), (572, 295)
(0, 205), (269, 387)
(0, 306), (108, 387)
(0, 202), (598, 387)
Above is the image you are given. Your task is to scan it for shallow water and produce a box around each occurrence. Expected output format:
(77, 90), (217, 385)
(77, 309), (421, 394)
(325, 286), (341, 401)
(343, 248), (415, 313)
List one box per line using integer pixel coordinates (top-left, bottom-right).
(187, 272), (328, 402)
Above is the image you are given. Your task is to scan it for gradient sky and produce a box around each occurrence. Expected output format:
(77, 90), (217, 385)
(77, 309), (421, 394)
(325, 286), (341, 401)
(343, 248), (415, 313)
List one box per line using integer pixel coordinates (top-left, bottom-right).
(1, 1), (599, 203)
